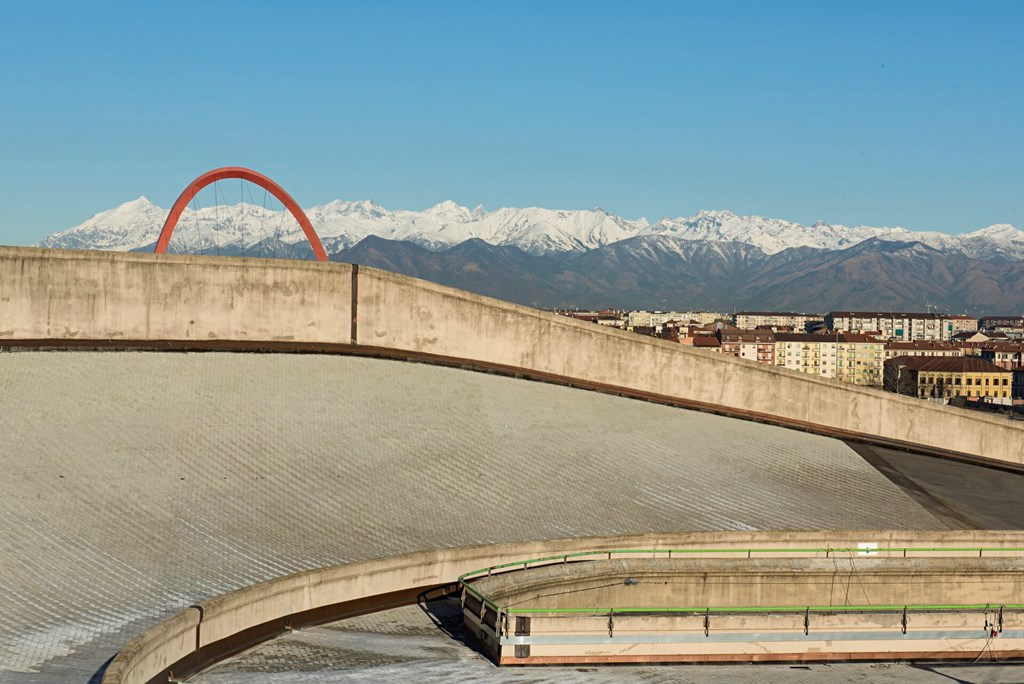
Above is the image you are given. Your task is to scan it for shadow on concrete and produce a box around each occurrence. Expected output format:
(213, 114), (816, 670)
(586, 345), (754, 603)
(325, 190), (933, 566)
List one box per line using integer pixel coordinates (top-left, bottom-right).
(908, 660), (1023, 684)
(850, 442), (1024, 530)
(416, 589), (476, 650)
(87, 655), (115, 684)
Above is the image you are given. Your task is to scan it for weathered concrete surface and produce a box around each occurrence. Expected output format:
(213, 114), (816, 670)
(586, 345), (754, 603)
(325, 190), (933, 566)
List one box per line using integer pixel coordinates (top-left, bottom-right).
(466, 557), (1024, 665)
(471, 557), (1024, 609)
(108, 609), (200, 684)
(0, 246), (352, 343)
(866, 447), (1024, 530)
(356, 267), (1024, 464)
(0, 351), (942, 682)
(195, 600), (1024, 683)
(3, 246), (1024, 464)
(105, 533), (1024, 683)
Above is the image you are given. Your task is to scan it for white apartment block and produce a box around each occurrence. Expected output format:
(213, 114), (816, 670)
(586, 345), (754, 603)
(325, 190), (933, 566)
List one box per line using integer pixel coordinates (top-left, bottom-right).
(627, 310), (725, 329)
(683, 311), (727, 326)
(949, 315), (979, 335)
(826, 311), (977, 342)
(734, 311), (820, 331)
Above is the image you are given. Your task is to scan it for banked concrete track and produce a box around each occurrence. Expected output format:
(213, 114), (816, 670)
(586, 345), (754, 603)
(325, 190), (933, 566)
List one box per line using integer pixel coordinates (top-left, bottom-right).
(0, 246), (1022, 681)
(1, 352), (946, 681)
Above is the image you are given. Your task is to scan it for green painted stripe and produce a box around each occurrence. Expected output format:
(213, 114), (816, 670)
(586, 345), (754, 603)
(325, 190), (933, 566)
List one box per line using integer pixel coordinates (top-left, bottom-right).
(457, 547), (1024, 582)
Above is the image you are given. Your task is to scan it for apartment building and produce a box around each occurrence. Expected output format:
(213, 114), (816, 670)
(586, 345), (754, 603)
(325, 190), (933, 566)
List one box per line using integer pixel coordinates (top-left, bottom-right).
(628, 310), (724, 329)
(885, 356), (1013, 404)
(686, 335), (722, 352)
(734, 311), (820, 331)
(948, 314), (979, 336)
(980, 316), (1024, 335)
(681, 311), (727, 326)
(883, 341), (964, 361)
(719, 330), (775, 364)
(554, 309), (599, 322)
(826, 311), (972, 342)
(774, 333), (883, 385)
(595, 309), (626, 328)
(556, 309), (626, 328)
(979, 343), (1024, 370)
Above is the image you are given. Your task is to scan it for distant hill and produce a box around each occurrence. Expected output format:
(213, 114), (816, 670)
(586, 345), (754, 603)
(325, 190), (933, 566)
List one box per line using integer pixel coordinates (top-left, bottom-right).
(335, 235), (1024, 315)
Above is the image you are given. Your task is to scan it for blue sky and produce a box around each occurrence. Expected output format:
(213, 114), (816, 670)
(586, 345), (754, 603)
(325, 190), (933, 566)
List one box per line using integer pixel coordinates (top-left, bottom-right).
(1, 1), (1021, 244)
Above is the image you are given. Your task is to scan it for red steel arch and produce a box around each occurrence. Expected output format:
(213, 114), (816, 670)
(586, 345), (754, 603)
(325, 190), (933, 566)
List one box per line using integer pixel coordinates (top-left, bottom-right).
(154, 167), (329, 261)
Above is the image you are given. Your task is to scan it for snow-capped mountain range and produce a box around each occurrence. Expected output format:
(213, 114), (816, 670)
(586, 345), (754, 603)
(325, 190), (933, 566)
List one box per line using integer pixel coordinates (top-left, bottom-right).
(37, 196), (1024, 261)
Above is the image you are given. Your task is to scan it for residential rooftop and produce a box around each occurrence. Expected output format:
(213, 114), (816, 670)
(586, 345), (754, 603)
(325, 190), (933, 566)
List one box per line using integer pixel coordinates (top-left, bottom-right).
(885, 356), (1012, 373)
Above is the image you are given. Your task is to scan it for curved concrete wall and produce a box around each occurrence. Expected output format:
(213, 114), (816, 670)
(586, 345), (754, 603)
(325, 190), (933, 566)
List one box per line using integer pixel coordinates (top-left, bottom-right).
(101, 531), (1024, 684)
(3, 246), (1023, 464)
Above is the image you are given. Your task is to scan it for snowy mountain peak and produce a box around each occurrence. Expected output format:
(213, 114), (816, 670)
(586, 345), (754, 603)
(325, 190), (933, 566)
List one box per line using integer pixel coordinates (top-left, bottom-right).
(94, 196), (160, 222)
(967, 223), (1023, 240)
(423, 200), (474, 222)
(306, 199), (390, 223)
(322, 199), (382, 212)
(429, 199), (463, 211)
(123, 196), (155, 209)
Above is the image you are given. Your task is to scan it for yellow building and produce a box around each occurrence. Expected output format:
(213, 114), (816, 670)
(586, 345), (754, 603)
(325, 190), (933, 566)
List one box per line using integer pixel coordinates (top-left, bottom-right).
(885, 356), (1013, 404)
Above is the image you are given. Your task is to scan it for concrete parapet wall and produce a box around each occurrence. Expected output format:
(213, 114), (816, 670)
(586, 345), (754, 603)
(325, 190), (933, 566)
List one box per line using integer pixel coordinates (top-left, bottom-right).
(356, 267), (1024, 463)
(101, 531), (1024, 683)
(0, 247), (353, 343)
(471, 557), (1024, 609)
(3, 246), (1024, 463)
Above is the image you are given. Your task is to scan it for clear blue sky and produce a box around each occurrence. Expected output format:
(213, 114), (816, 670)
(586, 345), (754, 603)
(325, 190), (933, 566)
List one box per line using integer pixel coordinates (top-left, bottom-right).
(1, 1), (1022, 244)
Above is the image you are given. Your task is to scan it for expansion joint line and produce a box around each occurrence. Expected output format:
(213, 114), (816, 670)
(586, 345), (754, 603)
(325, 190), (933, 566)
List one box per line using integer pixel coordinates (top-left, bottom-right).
(350, 264), (359, 345)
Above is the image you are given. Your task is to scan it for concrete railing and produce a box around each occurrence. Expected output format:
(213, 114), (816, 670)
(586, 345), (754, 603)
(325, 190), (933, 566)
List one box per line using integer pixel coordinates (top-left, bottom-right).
(100, 531), (1024, 683)
(462, 554), (1024, 665)
(3, 246), (1024, 464)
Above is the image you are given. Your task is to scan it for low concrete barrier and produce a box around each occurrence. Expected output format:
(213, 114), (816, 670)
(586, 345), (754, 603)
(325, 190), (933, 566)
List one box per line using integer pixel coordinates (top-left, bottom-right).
(464, 556), (1024, 664)
(101, 531), (1024, 683)
(102, 608), (200, 684)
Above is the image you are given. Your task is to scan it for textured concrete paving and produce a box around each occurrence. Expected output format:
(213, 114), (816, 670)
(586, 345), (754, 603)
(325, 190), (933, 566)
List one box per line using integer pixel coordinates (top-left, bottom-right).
(0, 351), (945, 682)
(196, 599), (1024, 683)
